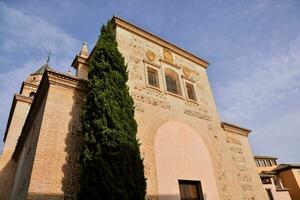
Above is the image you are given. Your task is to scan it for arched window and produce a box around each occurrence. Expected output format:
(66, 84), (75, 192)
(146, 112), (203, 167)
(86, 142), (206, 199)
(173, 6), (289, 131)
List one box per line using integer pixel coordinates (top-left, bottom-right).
(29, 92), (36, 98)
(164, 68), (181, 95)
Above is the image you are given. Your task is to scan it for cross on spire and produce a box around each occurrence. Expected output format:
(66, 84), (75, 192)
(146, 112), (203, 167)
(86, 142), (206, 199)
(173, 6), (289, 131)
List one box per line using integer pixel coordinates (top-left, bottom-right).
(46, 50), (51, 64)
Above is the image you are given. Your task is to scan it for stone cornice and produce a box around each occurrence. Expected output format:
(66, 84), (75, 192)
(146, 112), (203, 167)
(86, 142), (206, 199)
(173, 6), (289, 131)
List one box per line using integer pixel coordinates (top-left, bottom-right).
(3, 94), (33, 142)
(13, 70), (88, 158)
(15, 94), (33, 104)
(47, 71), (88, 92)
(221, 122), (251, 137)
(113, 16), (209, 68)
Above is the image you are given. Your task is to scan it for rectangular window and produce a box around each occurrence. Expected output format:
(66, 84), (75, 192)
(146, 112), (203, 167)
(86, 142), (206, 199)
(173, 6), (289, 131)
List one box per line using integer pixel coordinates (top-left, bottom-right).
(260, 160), (266, 167)
(267, 160), (272, 166)
(266, 189), (274, 200)
(255, 160), (260, 167)
(186, 83), (196, 101)
(178, 180), (204, 200)
(147, 67), (159, 88)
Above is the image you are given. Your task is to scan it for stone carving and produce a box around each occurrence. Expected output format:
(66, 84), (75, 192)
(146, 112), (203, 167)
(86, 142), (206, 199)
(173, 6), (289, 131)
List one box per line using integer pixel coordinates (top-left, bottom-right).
(237, 173), (252, 182)
(217, 171), (227, 181)
(184, 101), (208, 113)
(146, 50), (155, 62)
(184, 109), (212, 121)
(221, 184), (229, 192)
(144, 88), (166, 99)
(236, 164), (247, 173)
(232, 155), (246, 163)
(133, 85), (166, 100)
(182, 66), (192, 77)
(163, 49), (173, 63)
(230, 146), (243, 155)
(226, 136), (242, 145)
(243, 194), (256, 200)
(222, 194), (232, 200)
(131, 92), (171, 110)
(129, 55), (141, 64)
(129, 66), (143, 80)
(241, 184), (253, 191)
(134, 102), (144, 113)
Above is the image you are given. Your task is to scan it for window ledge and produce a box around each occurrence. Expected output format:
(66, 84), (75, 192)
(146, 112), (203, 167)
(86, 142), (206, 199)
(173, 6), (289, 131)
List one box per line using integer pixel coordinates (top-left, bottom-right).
(181, 75), (195, 83)
(165, 91), (185, 100)
(146, 84), (162, 92)
(159, 59), (181, 69)
(143, 59), (161, 69)
(186, 99), (198, 105)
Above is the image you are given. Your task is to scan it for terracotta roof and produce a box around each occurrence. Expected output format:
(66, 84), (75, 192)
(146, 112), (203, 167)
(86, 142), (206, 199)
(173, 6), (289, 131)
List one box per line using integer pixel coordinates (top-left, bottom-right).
(31, 63), (53, 75)
(272, 164), (300, 172)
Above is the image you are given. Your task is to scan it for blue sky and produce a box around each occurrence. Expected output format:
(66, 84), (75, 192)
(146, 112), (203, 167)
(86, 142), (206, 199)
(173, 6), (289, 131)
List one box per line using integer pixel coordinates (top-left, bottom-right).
(0, 0), (300, 163)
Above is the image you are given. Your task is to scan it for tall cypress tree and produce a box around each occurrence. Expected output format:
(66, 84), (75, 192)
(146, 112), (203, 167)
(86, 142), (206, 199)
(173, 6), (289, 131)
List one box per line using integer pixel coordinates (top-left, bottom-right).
(78, 20), (146, 199)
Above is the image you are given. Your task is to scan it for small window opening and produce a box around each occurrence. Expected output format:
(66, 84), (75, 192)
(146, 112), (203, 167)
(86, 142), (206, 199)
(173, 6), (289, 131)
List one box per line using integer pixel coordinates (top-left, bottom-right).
(166, 74), (178, 94)
(186, 83), (196, 101)
(147, 67), (159, 88)
(29, 92), (36, 98)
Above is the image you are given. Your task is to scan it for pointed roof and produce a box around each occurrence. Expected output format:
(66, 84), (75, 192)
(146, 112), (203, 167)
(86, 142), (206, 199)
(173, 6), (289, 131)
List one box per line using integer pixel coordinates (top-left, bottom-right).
(79, 41), (89, 59)
(31, 63), (53, 75)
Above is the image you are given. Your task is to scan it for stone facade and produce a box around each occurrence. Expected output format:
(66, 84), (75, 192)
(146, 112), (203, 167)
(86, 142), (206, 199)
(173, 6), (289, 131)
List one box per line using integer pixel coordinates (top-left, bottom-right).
(0, 16), (268, 200)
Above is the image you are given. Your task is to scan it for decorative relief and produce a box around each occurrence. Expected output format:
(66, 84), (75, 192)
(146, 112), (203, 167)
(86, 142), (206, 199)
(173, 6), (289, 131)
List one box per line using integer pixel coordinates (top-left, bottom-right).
(232, 155), (246, 163)
(184, 101), (208, 113)
(129, 65), (143, 80)
(237, 173), (252, 182)
(241, 184), (253, 191)
(184, 109), (212, 121)
(129, 55), (142, 64)
(217, 171), (227, 181)
(182, 66), (192, 77)
(134, 102), (144, 113)
(236, 164), (248, 173)
(131, 92), (171, 110)
(230, 146), (243, 155)
(226, 136), (242, 145)
(221, 184), (229, 192)
(217, 161), (223, 169)
(182, 66), (199, 81)
(163, 49), (173, 63)
(144, 89), (166, 99)
(146, 50), (155, 62)
(222, 195), (232, 200)
(243, 194), (256, 200)
(133, 85), (166, 100)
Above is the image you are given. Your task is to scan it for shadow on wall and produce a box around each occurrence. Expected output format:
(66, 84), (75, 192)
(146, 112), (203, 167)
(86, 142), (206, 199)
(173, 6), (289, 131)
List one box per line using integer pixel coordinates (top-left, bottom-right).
(0, 158), (17, 199)
(61, 87), (86, 199)
(27, 193), (63, 200)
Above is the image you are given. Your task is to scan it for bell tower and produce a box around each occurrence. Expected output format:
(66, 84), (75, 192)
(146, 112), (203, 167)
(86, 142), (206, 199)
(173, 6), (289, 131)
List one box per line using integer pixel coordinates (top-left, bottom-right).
(72, 42), (89, 79)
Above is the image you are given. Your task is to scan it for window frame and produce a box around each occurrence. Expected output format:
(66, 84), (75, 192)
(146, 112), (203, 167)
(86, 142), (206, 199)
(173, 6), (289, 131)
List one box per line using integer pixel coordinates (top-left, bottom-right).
(147, 66), (160, 88)
(164, 68), (182, 97)
(185, 82), (197, 101)
(178, 180), (204, 200)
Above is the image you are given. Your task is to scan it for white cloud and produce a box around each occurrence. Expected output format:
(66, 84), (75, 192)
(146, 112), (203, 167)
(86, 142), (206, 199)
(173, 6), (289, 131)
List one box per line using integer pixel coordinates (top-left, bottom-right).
(0, 2), (81, 149)
(250, 107), (300, 163)
(216, 35), (300, 125)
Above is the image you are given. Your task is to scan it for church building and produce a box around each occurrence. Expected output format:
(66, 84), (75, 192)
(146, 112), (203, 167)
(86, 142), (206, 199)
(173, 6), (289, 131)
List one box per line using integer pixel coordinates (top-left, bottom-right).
(0, 16), (269, 200)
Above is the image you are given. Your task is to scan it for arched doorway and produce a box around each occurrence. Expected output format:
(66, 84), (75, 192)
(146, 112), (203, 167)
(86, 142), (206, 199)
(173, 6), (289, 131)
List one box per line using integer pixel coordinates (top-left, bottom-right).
(154, 121), (219, 200)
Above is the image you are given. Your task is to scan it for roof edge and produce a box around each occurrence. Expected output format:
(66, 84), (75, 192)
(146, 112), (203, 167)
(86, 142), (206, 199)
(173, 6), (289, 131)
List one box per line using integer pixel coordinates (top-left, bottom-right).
(221, 121), (252, 136)
(112, 16), (209, 68)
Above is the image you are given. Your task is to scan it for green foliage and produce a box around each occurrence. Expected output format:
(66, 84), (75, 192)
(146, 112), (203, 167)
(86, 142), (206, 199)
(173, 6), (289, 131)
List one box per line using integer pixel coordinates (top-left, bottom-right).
(78, 20), (146, 199)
